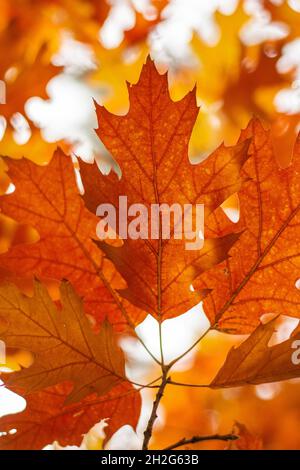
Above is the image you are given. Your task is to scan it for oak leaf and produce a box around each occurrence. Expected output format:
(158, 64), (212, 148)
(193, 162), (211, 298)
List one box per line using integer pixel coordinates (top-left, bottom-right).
(211, 317), (300, 388)
(196, 118), (300, 333)
(0, 279), (127, 403)
(80, 57), (250, 321)
(0, 148), (144, 330)
(0, 382), (140, 450)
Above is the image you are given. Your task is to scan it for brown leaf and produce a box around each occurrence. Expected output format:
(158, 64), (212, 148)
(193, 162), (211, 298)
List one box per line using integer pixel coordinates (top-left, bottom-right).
(211, 317), (300, 388)
(0, 382), (140, 450)
(0, 280), (127, 403)
(231, 422), (263, 450)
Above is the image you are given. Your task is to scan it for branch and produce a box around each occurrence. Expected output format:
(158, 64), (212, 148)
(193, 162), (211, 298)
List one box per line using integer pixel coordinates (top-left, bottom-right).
(142, 370), (170, 450)
(136, 376), (163, 390)
(163, 433), (238, 450)
(142, 327), (214, 448)
(168, 380), (210, 388)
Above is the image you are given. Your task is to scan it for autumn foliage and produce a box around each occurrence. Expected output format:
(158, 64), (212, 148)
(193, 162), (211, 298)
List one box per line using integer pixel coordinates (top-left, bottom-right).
(0, 0), (300, 451)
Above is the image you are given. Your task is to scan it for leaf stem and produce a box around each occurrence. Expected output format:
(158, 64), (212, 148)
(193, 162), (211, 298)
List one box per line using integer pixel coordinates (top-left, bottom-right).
(167, 325), (212, 369)
(96, 268), (161, 366)
(163, 433), (238, 450)
(131, 377), (161, 389)
(168, 380), (209, 388)
(158, 321), (164, 366)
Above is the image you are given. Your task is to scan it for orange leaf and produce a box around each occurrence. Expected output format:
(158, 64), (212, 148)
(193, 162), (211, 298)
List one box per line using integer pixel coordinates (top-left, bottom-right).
(196, 118), (300, 333)
(80, 57), (250, 321)
(0, 382), (140, 450)
(0, 148), (144, 330)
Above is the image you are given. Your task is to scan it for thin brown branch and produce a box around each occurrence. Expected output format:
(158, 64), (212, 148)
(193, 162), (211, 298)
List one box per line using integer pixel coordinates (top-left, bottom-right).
(136, 376), (163, 390)
(163, 433), (238, 450)
(142, 369), (170, 450)
(168, 380), (210, 388)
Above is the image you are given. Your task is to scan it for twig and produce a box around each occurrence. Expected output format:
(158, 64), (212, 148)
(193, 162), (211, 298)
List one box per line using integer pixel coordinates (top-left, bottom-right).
(135, 376), (163, 390)
(167, 325), (212, 368)
(141, 326), (214, 448)
(163, 433), (238, 450)
(142, 369), (170, 450)
(168, 380), (210, 388)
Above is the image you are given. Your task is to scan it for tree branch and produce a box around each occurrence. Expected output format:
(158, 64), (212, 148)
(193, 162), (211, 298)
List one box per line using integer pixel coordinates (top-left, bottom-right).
(163, 433), (238, 450)
(142, 370), (170, 450)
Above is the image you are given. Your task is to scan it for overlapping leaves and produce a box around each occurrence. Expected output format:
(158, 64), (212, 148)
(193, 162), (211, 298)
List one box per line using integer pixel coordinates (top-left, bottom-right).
(1, 57), (300, 450)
